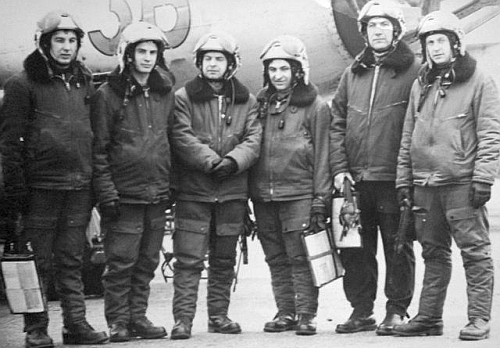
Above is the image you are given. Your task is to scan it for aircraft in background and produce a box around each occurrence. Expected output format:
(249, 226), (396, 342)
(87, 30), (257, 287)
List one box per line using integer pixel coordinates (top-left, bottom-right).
(0, 0), (499, 98)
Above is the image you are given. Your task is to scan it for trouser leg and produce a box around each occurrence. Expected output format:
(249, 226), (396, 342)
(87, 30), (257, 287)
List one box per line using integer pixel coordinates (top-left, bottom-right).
(172, 200), (209, 322)
(414, 186), (451, 318)
(54, 190), (92, 327)
(380, 212), (415, 316)
(340, 190), (377, 317)
(255, 202), (295, 316)
(443, 184), (494, 321)
(102, 204), (144, 326)
(130, 202), (167, 322)
(207, 201), (244, 317)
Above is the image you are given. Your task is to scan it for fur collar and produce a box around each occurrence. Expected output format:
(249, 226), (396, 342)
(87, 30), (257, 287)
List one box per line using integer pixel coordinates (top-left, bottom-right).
(107, 66), (174, 98)
(185, 76), (249, 103)
(23, 49), (92, 85)
(351, 41), (415, 75)
(257, 82), (318, 107)
(418, 52), (477, 86)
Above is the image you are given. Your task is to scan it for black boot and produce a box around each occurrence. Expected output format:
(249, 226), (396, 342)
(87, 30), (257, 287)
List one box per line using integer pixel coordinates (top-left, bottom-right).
(208, 315), (241, 334)
(25, 329), (54, 348)
(376, 313), (404, 336)
(264, 313), (297, 333)
(129, 317), (167, 339)
(171, 317), (192, 340)
(62, 321), (108, 345)
(109, 323), (130, 342)
(296, 314), (317, 336)
(336, 314), (377, 333)
(393, 315), (443, 336)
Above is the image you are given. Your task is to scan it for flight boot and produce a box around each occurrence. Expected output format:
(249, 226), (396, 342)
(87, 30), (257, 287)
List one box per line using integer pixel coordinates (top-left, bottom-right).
(376, 313), (405, 336)
(171, 317), (192, 340)
(25, 329), (54, 348)
(393, 315), (443, 336)
(264, 313), (297, 332)
(296, 314), (317, 336)
(129, 317), (166, 339)
(62, 320), (108, 345)
(459, 318), (490, 341)
(208, 315), (241, 334)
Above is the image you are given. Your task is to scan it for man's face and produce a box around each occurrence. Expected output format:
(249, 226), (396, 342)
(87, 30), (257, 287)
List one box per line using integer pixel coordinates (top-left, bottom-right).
(268, 59), (292, 91)
(425, 33), (453, 66)
(49, 30), (78, 68)
(202, 51), (228, 80)
(367, 17), (394, 51)
(132, 41), (158, 74)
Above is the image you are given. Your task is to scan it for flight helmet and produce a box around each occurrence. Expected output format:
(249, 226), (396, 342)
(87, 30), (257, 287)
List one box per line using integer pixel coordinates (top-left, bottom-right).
(35, 11), (84, 58)
(417, 10), (465, 65)
(260, 35), (310, 86)
(116, 21), (170, 73)
(193, 31), (241, 80)
(357, 0), (406, 45)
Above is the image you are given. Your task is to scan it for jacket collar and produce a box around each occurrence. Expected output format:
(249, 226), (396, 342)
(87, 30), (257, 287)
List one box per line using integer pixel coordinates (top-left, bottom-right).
(23, 49), (92, 85)
(418, 52), (476, 86)
(351, 41), (415, 75)
(257, 82), (318, 107)
(185, 76), (249, 104)
(107, 66), (174, 98)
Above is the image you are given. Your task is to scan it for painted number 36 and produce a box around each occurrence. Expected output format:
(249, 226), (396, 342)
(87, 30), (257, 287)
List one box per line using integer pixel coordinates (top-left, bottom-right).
(88, 0), (190, 55)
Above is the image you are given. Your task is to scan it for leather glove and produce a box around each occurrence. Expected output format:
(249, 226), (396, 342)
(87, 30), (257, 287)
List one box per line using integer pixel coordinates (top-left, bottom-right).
(99, 200), (121, 220)
(334, 172), (354, 193)
(397, 187), (413, 207)
(212, 157), (238, 182)
(470, 182), (491, 208)
(309, 204), (327, 233)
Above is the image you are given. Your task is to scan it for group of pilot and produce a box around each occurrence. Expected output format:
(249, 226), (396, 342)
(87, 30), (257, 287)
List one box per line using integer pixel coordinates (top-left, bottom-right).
(0, 1), (499, 347)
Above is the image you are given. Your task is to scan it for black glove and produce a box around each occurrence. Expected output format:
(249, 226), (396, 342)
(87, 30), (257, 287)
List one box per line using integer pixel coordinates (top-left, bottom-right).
(309, 204), (327, 233)
(397, 187), (413, 207)
(212, 157), (238, 182)
(99, 200), (121, 220)
(470, 182), (491, 208)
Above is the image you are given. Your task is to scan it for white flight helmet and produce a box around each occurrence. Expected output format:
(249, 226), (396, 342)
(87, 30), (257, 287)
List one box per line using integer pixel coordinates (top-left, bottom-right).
(193, 31), (241, 80)
(116, 21), (170, 73)
(357, 0), (407, 45)
(35, 11), (84, 59)
(260, 35), (310, 86)
(417, 10), (465, 66)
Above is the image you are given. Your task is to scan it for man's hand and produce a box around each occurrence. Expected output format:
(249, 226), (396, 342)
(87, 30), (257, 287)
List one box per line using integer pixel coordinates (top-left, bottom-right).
(334, 172), (354, 193)
(470, 182), (491, 208)
(309, 204), (327, 233)
(397, 187), (413, 207)
(99, 200), (121, 220)
(212, 157), (238, 182)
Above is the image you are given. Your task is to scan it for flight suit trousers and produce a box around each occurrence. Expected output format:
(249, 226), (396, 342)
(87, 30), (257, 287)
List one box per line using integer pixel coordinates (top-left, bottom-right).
(413, 183), (493, 321)
(254, 199), (319, 317)
(23, 188), (93, 332)
(172, 200), (244, 322)
(340, 181), (415, 318)
(102, 202), (168, 326)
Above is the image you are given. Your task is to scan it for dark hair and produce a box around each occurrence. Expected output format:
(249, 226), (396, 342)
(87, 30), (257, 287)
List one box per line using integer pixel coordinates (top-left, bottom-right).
(263, 59), (305, 89)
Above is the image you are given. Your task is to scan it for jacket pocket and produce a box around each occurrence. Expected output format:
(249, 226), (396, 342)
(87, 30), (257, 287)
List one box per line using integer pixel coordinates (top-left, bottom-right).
(282, 216), (310, 233)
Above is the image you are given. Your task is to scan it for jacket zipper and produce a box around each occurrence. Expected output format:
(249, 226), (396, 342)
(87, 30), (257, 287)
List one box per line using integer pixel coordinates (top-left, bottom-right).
(365, 64), (380, 168)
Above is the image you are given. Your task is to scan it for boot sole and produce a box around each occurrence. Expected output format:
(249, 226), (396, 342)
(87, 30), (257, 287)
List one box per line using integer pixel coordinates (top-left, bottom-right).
(459, 332), (489, 341)
(131, 332), (167, 339)
(208, 326), (242, 334)
(296, 330), (317, 336)
(336, 324), (377, 334)
(62, 334), (109, 345)
(171, 333), (191, 340)
(25, 342), (54, 348)
(394, 329), (443, 337)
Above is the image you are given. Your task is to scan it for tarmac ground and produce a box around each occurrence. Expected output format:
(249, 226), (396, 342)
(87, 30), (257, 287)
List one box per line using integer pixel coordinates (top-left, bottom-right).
(1, 182), (500, 348)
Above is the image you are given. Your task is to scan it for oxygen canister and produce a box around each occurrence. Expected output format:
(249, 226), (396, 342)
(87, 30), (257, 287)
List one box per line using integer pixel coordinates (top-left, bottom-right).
(331, 179), (363, 248)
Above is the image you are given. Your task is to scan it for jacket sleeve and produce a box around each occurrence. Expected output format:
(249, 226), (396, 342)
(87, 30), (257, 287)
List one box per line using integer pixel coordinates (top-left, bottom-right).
(472, 73), (500, 185)
(171, 89), (221, 173)
(396, 81), (418, 188)
(224, 95), (262, 173)
(329, 69), (350, 178)
(0, 76), (32, 197)
(311, 97), (333, 206)
(90, 87), (119, 204)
